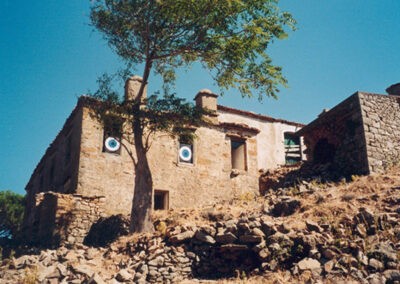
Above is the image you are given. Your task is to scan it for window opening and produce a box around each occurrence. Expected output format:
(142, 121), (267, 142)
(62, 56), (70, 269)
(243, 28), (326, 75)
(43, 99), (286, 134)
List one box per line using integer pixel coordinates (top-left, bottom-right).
(103, 118), (122, 154)
(284, 132), (301, 165)
(49, 158), (55, 187)
(178, 133), (194, 164)
(231, 138), (247, 170)
(65, 135), (72, 164)
(40, 173), (44, 191)
(154, 190), (169, 210)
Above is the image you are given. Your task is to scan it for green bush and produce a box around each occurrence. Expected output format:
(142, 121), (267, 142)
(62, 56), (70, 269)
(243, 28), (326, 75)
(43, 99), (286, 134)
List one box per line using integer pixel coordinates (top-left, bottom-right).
(0, 190), (25, 240)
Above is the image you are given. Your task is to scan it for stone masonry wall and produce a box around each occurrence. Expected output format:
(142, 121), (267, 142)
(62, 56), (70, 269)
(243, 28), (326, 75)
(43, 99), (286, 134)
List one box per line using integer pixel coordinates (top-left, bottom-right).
(77, 107), (259, 215)
(299, 93), (369, 176)
(359, 93), (400, 173)
(27, 192), (105, 247)
(23, 104), (83, 235)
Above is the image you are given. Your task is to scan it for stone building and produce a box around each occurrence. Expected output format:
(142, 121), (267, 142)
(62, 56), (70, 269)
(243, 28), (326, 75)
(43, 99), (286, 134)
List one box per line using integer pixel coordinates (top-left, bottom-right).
(23, 76), (304, 246)
(297, 85), (400, 177)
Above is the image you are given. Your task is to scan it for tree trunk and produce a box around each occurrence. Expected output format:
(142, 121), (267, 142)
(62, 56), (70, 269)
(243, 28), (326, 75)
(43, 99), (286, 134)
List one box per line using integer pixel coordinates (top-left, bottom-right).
(130, 142), (154, 233)
(129, 59), (154, 233)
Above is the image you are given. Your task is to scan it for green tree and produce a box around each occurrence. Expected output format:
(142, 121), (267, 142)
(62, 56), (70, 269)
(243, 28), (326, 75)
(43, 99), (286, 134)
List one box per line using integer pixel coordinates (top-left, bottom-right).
(90, 0), (295, 233)
(0, 191), (25, 239)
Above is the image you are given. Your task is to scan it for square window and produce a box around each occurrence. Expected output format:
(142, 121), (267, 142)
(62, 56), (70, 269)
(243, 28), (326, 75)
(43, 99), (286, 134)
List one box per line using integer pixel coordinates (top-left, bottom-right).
(154, 190), (169, 210)
(231, 138), (247, 170)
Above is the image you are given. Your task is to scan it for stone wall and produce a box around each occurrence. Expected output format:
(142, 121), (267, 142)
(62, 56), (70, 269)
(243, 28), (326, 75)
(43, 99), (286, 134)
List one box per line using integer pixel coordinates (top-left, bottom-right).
(78, 106), (260, 215)
(297, 93), (369, 176)
(359, 93), (400, 173)
(25, 192), (105, 247)
(23, 104), (83, 233)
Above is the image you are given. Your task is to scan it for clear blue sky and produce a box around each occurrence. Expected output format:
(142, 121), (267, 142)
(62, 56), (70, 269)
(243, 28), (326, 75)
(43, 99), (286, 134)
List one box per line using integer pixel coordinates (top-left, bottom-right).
(1, 1), (399, 194)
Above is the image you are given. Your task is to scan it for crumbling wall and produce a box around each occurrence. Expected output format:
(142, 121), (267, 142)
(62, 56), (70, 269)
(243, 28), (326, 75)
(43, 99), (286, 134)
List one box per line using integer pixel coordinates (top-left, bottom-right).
(25, 192), (105, 247)
(359, 93), (400, 173)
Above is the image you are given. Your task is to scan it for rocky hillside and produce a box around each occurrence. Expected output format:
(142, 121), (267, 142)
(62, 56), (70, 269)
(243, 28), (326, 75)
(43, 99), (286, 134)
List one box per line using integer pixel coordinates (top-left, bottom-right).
(1, 168), (400, 283)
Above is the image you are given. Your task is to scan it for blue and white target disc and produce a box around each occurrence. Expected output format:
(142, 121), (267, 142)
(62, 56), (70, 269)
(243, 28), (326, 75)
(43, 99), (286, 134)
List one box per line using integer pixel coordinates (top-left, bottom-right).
(105, 137), (120, 152)
(179, 146), (192, 162)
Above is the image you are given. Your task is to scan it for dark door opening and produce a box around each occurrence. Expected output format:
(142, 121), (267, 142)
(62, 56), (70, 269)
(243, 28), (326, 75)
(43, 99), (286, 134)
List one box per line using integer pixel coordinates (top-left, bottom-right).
(313, 138), (336, 164)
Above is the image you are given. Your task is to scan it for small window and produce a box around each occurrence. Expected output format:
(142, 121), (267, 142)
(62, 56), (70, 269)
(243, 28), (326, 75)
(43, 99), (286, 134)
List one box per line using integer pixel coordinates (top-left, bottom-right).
(178, 134), (194, 164)
(49, 158), (56, 187)
(231, 138), (247, 170)
(65, 135), (72, 164)
(103, 118), (122, 154)
(284, 132), (301, 165)
(40, 173), (44, 191)
(154, 190), (169, 210)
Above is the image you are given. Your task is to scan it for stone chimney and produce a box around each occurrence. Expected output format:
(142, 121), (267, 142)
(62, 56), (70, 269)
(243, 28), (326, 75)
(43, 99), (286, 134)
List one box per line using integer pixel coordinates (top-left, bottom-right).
(125, 75), (147, 102)
(386, 83), (400, 96)
(194, 89), (218, 111)
(194, 89), (218, 123)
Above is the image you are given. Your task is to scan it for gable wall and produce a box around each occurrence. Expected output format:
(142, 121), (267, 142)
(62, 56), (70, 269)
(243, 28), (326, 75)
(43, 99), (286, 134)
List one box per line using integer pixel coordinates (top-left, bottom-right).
(23, 107), (83, 235)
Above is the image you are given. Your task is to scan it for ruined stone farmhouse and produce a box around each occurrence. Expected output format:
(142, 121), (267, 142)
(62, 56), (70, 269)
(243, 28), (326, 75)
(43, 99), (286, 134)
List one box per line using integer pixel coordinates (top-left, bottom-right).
(23, 76), (305, 246)
(297, 83), (400, 177)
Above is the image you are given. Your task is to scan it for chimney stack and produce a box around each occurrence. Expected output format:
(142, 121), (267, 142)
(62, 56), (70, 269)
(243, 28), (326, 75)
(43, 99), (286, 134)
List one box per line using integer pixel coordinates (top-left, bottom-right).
(194, 89), (218, 123)
(386, 83), (400, 96)
(194, 89), (218, 111)
(125, 75), (147, 102)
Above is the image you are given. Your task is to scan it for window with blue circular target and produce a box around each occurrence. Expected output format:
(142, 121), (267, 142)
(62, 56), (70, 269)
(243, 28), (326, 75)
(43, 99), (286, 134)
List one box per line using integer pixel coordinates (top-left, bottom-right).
(179, 144), (193, 163)
(104, 137), (121, 152)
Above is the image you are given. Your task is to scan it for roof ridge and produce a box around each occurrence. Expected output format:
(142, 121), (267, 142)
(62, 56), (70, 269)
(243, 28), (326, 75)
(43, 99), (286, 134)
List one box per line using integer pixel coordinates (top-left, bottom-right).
(217, 105), (304, 127)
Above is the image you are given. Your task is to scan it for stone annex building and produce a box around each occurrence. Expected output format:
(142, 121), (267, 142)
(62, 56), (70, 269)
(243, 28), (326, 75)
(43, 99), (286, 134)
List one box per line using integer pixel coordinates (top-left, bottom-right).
(22, 76), (305, 246)
(298, 83), (400, 177)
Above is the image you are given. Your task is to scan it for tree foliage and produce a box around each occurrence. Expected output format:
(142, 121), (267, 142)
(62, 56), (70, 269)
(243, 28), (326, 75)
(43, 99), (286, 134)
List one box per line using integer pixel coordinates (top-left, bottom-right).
(91, 0), (295, 99)
(89, 0), (295, 232)
(0, 191), (25, 239)
(90, 74), (205, 154)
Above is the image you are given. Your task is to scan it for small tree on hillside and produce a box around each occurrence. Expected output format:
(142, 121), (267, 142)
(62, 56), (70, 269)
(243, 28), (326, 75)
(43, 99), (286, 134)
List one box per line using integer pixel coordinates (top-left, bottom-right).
(90, 0), (295, 233)
(0, 191), (25, 240)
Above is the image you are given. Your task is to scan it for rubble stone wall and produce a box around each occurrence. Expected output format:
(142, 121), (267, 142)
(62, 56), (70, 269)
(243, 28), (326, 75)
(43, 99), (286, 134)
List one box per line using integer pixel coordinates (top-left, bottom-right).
(359, 93), (400, 173)
(27, 192), (105, 247)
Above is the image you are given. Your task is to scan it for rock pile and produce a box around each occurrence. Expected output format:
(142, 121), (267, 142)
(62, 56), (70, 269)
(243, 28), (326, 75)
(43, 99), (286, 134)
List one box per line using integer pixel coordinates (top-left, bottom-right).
(1, 204), (399, 283)
(2, 170), (400, 283)
(259, 162), (342, 194)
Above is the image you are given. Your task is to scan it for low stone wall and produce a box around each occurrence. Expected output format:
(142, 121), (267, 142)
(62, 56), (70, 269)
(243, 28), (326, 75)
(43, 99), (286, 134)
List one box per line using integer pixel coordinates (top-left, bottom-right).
(359, 93), (400, 173)
(27, 192), (106, 247)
